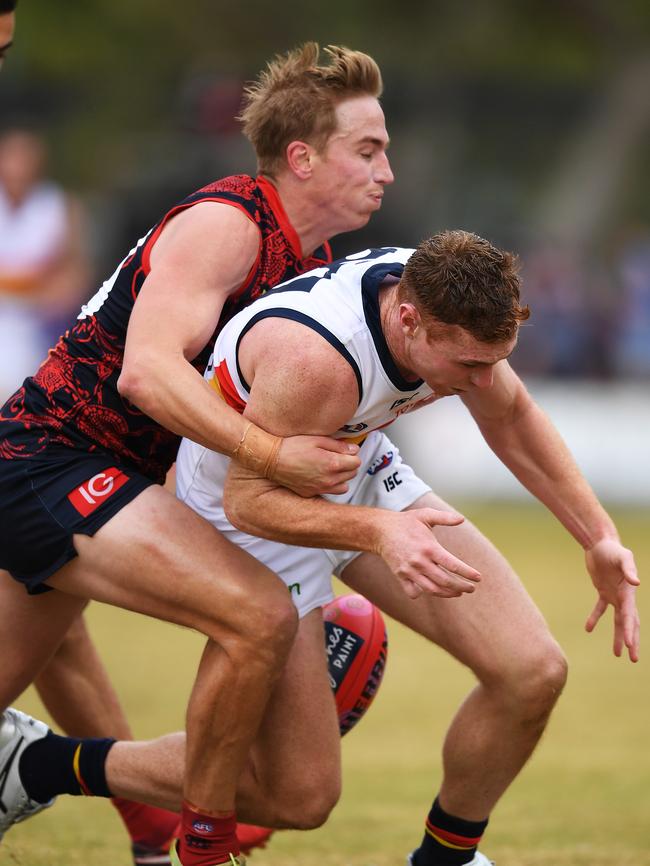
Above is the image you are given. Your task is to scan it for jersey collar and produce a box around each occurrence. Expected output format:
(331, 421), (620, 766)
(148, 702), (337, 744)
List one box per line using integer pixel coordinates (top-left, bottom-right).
(256, 175), (303, 258)
(361, 262), (425, 392)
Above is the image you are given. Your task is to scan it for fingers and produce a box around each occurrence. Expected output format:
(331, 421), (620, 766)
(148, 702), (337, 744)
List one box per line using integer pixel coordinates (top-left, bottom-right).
(401, 578), (423, 600)
(326, 456), (362, 474)
(419, 507), (465, 528)
(316, 437), (360, 456)
(399, 577), (463, 600)
(585, 597), (607, 633)
(586, 592), (640, 663)
(621, 551), (640, 587)
(398, 562), (478, 599)
(619, 593), (641, 663)
(427, 545), (481, 582)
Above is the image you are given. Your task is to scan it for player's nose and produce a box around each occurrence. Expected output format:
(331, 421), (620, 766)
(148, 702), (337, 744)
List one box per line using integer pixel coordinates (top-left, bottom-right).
(376, 152), (394, 185)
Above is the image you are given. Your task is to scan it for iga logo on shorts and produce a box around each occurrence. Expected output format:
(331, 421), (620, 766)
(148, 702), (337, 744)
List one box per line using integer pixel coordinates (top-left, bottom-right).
(367, 451), (394, 475)
(67, 468), (129, 517)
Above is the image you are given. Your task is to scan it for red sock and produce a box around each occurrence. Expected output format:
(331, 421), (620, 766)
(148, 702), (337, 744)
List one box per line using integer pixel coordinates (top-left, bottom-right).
(111, 797), (180, 849)
(178, 802), (239, 866)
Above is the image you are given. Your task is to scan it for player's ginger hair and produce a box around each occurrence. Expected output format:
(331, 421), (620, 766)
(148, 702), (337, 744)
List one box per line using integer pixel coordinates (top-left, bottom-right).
(399, 230), (530, 343)
(239, 42), (383, 178)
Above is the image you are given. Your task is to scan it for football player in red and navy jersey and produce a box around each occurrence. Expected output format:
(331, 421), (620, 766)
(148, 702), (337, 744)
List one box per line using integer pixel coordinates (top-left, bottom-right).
(0, 43), (395, 866)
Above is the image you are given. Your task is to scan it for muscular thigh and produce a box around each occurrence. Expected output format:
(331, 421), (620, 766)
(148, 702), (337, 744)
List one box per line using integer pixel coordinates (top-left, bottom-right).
(47, 484), (293, 642)
(248, 607), (341, 790)
(340, 491), (557, 682)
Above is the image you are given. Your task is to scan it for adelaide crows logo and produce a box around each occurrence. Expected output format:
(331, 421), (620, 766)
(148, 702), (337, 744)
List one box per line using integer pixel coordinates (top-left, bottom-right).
(367, 451), (394, 476)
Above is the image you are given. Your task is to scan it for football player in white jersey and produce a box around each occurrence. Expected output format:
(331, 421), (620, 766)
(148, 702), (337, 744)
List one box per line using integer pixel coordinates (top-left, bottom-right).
(3, 232), (639, 866)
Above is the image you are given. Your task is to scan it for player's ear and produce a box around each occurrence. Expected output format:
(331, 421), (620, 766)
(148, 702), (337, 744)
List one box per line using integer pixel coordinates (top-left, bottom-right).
(286, 140), (314, 179)
(399, 303), (421, 339)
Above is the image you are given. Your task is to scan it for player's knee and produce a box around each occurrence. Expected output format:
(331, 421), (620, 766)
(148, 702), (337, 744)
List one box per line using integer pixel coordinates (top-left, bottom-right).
(506, 639), (568, 722)
(198, 580), (297, 653)
(274, 774), (341, 829)
(233, 597), (298, 680)
(246, 593), (298, 659)
(294, 790), (340, 829)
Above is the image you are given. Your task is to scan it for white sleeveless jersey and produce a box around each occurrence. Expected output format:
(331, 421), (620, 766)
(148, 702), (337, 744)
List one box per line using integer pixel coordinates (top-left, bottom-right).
(207, 247), (437, 441)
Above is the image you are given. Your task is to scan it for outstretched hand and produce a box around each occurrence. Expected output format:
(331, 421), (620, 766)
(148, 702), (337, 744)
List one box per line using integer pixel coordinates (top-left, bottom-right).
(377, 507), (481, 599)
(584, 538), (640, 662)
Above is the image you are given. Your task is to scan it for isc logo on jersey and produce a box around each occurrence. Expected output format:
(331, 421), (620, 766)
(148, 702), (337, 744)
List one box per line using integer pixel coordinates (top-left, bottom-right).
(68, 468), (129, 517)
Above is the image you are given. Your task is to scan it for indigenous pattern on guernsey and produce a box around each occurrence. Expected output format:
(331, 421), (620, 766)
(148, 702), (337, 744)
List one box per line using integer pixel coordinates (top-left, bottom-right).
(0, 176), (331, 483)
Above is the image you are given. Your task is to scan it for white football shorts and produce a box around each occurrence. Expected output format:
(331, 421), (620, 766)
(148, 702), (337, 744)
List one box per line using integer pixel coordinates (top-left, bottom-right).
(175, 430), (432, 618)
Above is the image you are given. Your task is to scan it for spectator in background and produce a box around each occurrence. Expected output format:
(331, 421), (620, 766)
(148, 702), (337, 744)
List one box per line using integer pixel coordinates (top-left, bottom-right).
(612, 228), (650, 377)
(513, 238), (596, 378)
(0, 128), (90, 401)
(0, 0), (15, 70)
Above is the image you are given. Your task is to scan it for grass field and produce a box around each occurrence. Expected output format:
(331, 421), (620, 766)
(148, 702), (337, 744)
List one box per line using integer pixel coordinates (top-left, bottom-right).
(5, 502), (650, 866)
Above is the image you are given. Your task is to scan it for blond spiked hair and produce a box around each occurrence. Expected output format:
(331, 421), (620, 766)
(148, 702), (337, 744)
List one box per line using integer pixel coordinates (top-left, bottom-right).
(239, 42), (383, 177)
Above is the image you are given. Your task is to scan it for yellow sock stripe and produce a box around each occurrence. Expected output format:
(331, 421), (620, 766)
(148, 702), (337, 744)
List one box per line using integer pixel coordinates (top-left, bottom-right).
(424, 825), (473, 850)
(72, 744), (93, 796)
(168, 841), (242, 866)
(168, 840), (182, 866)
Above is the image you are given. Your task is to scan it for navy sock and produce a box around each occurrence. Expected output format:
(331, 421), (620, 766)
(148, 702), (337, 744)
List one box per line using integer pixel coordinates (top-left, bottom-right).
(413, 797), (488, 866)
(19, 731), (116, 803)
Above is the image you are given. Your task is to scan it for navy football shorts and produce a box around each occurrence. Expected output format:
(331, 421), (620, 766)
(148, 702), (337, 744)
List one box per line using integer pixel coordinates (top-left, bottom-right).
(0, 448), (156, 594)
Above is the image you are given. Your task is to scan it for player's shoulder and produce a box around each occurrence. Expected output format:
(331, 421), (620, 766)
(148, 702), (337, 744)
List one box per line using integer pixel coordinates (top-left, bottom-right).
(191, 174), (260, 206)
(167, 174), (265, 235)
(153, 196), (260, 266)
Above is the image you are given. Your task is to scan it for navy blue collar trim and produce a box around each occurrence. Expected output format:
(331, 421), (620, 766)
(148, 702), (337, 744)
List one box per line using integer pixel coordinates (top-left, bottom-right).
(361, 263), (424, 392)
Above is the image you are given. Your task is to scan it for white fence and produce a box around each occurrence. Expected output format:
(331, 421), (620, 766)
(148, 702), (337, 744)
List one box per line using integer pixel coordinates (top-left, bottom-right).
(390, 380), (650, 506)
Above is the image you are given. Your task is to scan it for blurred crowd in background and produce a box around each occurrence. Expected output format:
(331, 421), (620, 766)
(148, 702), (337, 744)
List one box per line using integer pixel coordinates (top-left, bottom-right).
(1, 1), (649, 399)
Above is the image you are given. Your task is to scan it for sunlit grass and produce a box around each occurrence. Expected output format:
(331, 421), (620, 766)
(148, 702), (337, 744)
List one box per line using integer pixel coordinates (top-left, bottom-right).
(7, 503), (650, 866)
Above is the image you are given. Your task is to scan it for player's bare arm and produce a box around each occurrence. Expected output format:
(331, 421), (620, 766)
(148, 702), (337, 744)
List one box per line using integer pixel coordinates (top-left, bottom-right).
(224, 318), (481, 599)
(119, 202), (359, 496)
(463, 359), (640, 661)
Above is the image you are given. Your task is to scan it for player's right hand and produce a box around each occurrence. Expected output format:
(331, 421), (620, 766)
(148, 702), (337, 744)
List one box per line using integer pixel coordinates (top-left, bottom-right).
(376, 507), (481, 599)
(273, 435), (362, 498)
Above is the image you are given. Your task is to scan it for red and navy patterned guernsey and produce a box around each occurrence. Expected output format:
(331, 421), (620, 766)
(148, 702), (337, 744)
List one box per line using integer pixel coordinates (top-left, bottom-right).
(0, 175), (332, 483)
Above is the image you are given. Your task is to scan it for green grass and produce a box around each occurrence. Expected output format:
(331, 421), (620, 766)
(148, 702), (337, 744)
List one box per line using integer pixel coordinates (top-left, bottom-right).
(5, 503), (650, 866)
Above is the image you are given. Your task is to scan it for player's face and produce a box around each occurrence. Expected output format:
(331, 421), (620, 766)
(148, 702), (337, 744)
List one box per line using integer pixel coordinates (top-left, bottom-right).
(310, 95), (394, 231)
(407, 321), (517, 396)
(0, 12), (15, 71)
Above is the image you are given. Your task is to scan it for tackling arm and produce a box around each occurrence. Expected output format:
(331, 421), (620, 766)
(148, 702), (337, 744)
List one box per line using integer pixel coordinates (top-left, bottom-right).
(223, 318), (481, 600)
(119, 202), (265, 453)
(118, 202), (359, 496)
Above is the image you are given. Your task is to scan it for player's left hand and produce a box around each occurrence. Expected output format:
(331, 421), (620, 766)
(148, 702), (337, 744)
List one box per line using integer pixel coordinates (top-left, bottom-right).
(584, 538), (640, 662)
